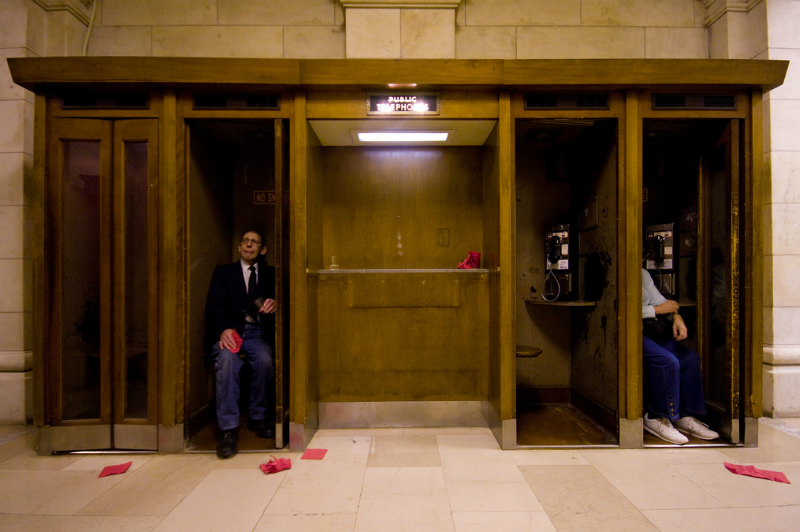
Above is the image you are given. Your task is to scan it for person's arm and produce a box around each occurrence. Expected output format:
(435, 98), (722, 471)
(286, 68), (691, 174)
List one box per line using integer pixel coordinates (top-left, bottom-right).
(205, 265), (238, 350)
(642, 269), (669, 318)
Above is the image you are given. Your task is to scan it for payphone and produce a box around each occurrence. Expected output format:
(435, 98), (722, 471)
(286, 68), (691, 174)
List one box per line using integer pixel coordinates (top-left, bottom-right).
(645, 222), (676, 297)
(543, 223), (574, 301)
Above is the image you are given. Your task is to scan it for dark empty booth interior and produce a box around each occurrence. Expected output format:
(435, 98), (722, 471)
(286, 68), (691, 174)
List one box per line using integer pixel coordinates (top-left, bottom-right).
(306, 119), (500, 426)
(516, 119), (619, 446)
(186, 120), (282, 451)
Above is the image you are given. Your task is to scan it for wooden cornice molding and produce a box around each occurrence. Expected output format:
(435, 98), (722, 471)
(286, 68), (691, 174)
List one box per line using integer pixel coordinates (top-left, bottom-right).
(7, 57), (789, 92)
(704, 0), (763, 27)
(341, 0), (461, 8)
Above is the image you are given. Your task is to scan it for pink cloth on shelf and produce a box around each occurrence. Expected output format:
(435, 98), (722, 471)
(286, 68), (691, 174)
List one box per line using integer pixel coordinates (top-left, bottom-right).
(724, 462), (790, 484)
(301, 448), (327, 460)
(260, 456), (292, 474)
(458, 251), (481, 269)
(98, 461), (132, 478)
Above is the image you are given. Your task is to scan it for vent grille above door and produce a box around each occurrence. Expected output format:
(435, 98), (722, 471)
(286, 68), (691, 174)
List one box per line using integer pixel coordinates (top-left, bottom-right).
(652, 94), (737, 110)
(525, 93), (609, 110)
(62, 93), (149, 109)
(194, 94), (280, 110)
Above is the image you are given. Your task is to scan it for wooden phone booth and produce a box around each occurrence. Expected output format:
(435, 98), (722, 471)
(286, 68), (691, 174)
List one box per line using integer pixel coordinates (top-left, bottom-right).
(8, 58), (786, 452)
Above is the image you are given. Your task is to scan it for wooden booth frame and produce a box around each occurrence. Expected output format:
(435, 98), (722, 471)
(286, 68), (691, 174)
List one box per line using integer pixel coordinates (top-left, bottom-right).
(9, 58), (787, 452)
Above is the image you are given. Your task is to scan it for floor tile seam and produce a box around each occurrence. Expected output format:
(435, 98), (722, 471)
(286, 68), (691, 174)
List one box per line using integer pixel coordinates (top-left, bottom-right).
(100, 465), (220, 518)
(618, 463), (730, 511)
(523, 464), (676, 520)
(588, 458), (729, 499)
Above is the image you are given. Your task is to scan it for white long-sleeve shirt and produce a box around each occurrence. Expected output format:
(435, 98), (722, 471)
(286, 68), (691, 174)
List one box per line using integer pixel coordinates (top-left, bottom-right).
(642, 268), (667, 319)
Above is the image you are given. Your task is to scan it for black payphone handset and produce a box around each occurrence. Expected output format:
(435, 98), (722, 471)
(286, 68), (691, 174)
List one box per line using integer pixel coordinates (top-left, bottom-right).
(651, 234), (666, 264)
(547, 234), (562, 266)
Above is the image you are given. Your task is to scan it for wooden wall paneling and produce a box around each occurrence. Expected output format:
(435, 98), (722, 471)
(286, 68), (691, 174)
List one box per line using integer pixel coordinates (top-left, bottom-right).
(160, 91), (181, 427)
(482, 121), (501, 420)
(290, 92), (309, 426)
(615, 92), (629, 420)
(498, 92), (515, 422)
(321, 147), (484, 270)
(623, 91), (643, 421)
(747, 90), (764, 418)
(316, 271), (489, 401)
(33, 94), (47, 427)
(305, 120), (324, 429)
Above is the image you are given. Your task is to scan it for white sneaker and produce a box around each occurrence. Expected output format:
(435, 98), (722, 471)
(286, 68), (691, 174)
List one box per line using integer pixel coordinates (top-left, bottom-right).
(644, 414), (688, 444)
(674, 416), (719, 440)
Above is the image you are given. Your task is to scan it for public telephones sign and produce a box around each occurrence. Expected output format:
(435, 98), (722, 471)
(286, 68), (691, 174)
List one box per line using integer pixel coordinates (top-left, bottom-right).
(367, 94), (439, 116)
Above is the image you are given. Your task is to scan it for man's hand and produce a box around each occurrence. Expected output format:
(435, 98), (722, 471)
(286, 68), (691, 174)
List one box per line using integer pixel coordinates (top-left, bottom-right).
(258, 298), (276, 314)
(672, 314), (688, 341)
(654, 300), (680, 315)
(219, 328), (237, 351)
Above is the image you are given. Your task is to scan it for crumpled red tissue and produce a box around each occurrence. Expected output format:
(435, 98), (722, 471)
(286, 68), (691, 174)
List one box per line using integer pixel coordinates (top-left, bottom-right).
(458, 251), (481, 269)
(98, 461), (132, 478)
(260, 456), (292, 474)
(230, 330), (243, 354)
(724, 462), (790, 484)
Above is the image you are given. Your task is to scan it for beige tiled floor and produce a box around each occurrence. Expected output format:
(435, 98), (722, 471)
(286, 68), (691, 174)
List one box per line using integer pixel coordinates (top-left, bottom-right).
(1, 421), (800, 531)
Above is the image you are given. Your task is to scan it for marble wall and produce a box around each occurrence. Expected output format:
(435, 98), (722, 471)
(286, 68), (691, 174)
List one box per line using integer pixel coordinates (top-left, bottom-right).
(0, 0), (87, 423)
(86, 0), (711, 60)
(762, 0), (800, 417)
(1, 0), (798, 421)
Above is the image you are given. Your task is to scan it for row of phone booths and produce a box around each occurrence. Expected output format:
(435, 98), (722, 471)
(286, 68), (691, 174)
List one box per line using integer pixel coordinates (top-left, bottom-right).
(9, 57), (787, 453)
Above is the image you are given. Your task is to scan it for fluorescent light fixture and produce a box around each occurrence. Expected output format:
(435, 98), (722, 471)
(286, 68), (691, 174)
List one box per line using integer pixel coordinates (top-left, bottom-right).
(388, 83), (417, 89)
(357, 131), (449, 142)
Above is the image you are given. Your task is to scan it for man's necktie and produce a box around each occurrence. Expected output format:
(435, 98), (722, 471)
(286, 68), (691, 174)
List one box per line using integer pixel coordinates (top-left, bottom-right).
(248, 265), (257, 302)
(247, 266), (258, 321)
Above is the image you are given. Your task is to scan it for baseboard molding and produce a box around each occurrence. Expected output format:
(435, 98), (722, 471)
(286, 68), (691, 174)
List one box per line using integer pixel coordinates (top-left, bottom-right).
(319, 401), (489, 429)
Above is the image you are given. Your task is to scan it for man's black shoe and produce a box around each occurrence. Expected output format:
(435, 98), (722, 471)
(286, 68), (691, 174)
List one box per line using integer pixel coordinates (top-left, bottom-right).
(247, 418), (275, 439)
(216, 429), (238, 459)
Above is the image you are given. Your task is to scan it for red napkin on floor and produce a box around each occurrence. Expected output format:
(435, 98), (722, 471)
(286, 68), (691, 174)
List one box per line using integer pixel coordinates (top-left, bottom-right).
(724, 462), (790, 484)
(98, 461), (132, 478)
(301, 448), (327, 460)
(458, 251), (481, 269)
(230, 330), (243, 354)
(260, 456), (291, 474)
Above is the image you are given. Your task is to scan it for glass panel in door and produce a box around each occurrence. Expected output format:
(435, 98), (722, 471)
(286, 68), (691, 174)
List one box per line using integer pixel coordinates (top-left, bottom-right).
(47, 118), (158, 451)
(113, 119), (159, 450)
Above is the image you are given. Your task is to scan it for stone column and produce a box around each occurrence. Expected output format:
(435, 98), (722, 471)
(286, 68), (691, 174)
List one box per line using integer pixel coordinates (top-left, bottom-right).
(342, 0), (460, 58)
(761, 0), (800, 417)
(0, 0), (88, 424)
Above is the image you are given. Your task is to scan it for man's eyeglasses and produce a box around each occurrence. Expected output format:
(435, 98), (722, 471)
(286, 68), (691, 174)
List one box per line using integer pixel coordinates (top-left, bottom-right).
(241, 238), (262, 246)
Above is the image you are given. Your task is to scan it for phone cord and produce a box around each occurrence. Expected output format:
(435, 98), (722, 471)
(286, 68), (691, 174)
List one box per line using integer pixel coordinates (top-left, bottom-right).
(540, 264), (561, 302)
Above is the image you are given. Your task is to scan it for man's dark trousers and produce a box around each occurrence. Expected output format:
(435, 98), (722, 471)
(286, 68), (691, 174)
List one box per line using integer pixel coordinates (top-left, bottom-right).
(211, 324), (274, 431)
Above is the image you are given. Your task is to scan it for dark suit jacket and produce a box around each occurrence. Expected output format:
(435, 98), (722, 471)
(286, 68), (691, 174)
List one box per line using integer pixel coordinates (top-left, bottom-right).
(204, 259), (276, 352)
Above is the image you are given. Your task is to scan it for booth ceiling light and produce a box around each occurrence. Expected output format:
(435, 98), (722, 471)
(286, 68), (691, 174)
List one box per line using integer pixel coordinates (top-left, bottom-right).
(388, 83), (417, 88)
(357, 132), (449, 142)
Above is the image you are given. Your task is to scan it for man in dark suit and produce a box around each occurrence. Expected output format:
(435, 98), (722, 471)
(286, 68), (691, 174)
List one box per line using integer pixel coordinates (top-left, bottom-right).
(205, 230), (276, 459)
